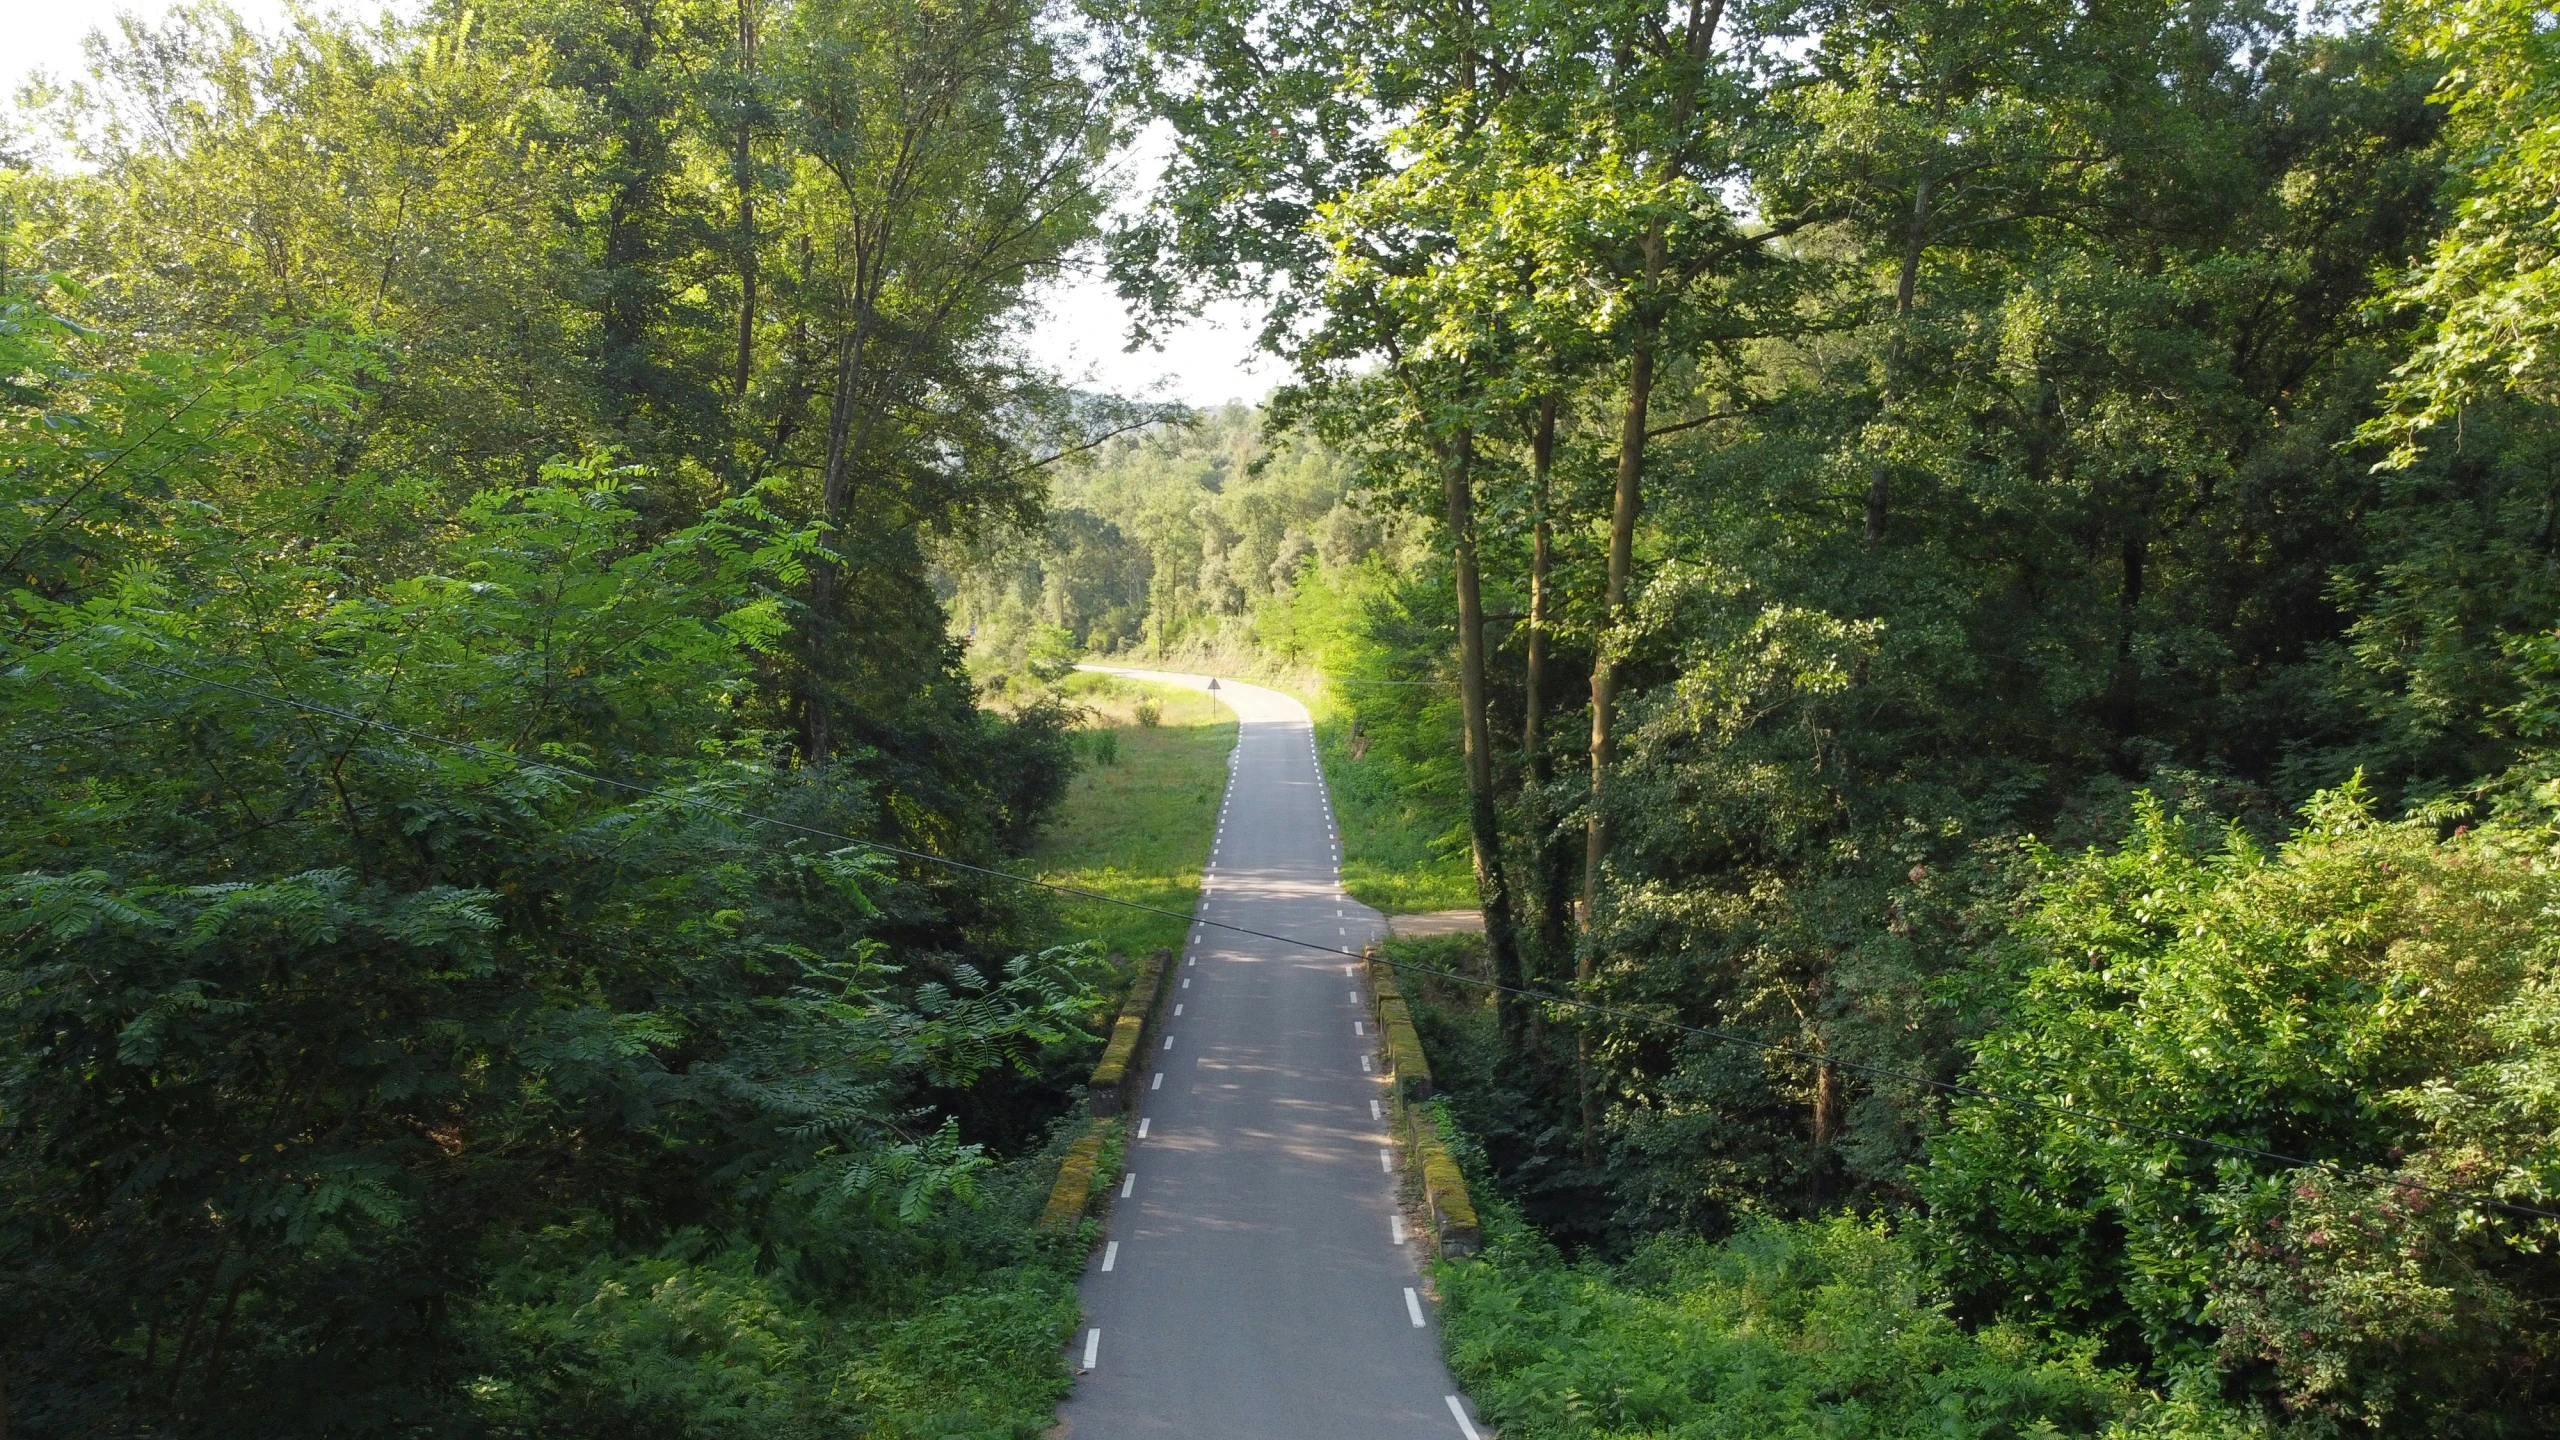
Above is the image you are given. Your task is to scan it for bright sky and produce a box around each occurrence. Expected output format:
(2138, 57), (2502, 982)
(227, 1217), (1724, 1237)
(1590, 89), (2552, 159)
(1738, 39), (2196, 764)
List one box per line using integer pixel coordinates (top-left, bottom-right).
(6, 0), (1279, 409)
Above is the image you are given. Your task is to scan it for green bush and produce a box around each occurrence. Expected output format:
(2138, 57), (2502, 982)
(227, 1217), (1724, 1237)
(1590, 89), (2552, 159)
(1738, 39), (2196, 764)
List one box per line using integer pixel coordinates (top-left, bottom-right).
(466, 1224), (1080, 1440)
(836, 1269), (1081, 1439)
(1439, 1207), (2150, 1440)
(1134, 697), (1162, 728)
(0, 284), (1102, 1434)
(1918, 783), (2560, 1430)
(471, 1238), (853, 1438)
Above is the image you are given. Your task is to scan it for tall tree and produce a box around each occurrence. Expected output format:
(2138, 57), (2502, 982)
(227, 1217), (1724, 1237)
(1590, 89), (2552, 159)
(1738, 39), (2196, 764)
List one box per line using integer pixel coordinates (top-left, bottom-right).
(778, 0), (1113, 758)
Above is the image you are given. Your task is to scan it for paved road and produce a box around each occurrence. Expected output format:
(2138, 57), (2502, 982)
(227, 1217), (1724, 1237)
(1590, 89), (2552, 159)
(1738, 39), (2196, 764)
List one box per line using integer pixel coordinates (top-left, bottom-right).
(1058, 668), (1485, 1440)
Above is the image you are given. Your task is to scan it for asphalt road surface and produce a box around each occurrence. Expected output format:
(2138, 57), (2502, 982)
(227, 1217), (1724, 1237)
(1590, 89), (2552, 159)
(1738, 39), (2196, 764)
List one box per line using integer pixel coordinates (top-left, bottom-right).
(1057, 668), (1485, 1440)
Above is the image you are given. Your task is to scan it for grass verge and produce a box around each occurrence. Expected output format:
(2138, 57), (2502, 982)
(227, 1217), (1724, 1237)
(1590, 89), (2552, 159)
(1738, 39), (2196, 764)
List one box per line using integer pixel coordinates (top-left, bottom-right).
(1074, 649), (1474, 914)
(1030, 672), (1235, 957)
(1307, 689), (1476, 913)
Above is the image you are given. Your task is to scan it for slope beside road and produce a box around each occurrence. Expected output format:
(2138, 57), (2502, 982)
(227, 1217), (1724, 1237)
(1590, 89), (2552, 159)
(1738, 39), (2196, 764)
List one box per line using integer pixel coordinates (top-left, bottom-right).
(1058, 666), (1486, 1439)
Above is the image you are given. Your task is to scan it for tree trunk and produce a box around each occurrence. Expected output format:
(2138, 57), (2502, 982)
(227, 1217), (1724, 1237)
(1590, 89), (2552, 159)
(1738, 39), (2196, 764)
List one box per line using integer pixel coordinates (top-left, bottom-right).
(1577, 306), (1656, 1164)
(1524, 396), (1574, 1007)
(1582, 303), (1657, 920)
(191, 1269), (251, 1419)
(2112, 528), (2146, 741)
(1862, 167), (1932, 546)
(1444, 430), (1529, 1045)
(1524, 396), (1557, 787)
(818, 292), (876, 523)
(802, 282), (887, 764)
(1572, 0), (1727, 1161)
(801, 315), (872, 764)
(732, 0), (761, 402)
(161, 1243), (224, 1409)
(1811, 1053), (1842, 1205)
(1579, 0), (1729, 915)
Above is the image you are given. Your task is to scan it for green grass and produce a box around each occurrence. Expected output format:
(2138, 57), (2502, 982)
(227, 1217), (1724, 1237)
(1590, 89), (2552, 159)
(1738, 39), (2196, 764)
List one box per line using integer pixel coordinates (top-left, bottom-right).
(1030, 672), (1235, 958)
(1307, 690), (1477, 914)
(1056, 656), (1475, 916)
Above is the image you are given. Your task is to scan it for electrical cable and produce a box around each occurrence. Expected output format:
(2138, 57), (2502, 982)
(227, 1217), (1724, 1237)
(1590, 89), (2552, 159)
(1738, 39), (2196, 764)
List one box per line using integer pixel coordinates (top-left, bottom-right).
(95, 658), (2560, 1223)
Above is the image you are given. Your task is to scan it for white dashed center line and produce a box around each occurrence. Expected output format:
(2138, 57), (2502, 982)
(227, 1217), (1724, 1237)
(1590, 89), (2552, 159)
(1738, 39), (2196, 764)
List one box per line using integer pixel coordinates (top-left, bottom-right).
(1102, 1241), (1119, 1272)
(1084, 1328), (1101, 1368)
(1404, 1288), (1427, 1327)
(1152, 1072), (1163, 1090)
(1379, 1148), (1393, 1173)
(1446, 1396), (1481, 1439)
(1121, 1172), (1135, 1197)
(1137, 1118), (1151, 1139)
(1370, 1099), (1382, 1120)
(1392, 1214), (1407, 1245)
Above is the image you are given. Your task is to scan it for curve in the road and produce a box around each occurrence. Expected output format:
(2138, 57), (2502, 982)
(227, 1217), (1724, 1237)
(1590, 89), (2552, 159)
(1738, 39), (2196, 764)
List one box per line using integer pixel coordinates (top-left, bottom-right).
(1057, 668), (1485, 1440)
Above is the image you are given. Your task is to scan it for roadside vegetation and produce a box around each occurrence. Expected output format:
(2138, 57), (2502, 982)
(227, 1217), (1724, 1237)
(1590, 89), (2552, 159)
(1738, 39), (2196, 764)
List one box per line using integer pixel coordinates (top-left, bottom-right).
(1311, 690), (1478, 914)
(1029, 672), (1235, 957)
(2, 1), (1123, 1432)
(18, 0), (2560, 1433)
(1408, 768), (2560, 1436)
(958, 0), (2560, 1431)
(954, 418), (1478, 913)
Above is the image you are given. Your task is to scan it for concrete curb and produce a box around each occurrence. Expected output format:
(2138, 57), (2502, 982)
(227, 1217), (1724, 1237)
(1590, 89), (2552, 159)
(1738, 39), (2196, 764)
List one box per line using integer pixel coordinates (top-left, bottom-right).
(1366, 945), (1481, 1257)
(1036, 1120), (1112, 1235)
(1037, 947), (1172, 1238)
(1087, 948), (1171, 1117)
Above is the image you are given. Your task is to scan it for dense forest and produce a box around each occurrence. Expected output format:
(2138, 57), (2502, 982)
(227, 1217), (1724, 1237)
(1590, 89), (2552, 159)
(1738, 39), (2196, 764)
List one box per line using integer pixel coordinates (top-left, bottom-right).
(982, 0), (2560, 1434)
(1, 0), (1127, 1432)
(14, 0), (2560, 1434)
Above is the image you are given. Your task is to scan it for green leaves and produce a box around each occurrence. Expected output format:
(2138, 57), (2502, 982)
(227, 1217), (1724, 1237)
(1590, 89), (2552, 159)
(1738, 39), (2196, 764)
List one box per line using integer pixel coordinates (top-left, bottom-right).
(1440, 1206), (2145, 1440)
(2368, 0), (2560, 463)
(1917, 785), (2560, 1419)
(0, 275), (1100, 1431)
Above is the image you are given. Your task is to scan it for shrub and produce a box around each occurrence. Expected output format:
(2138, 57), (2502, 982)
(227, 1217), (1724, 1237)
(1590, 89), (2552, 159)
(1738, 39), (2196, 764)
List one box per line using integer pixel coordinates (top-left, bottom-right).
(1439, 1207), (2146, 1439)
(1917, 782), (2560, 1429)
